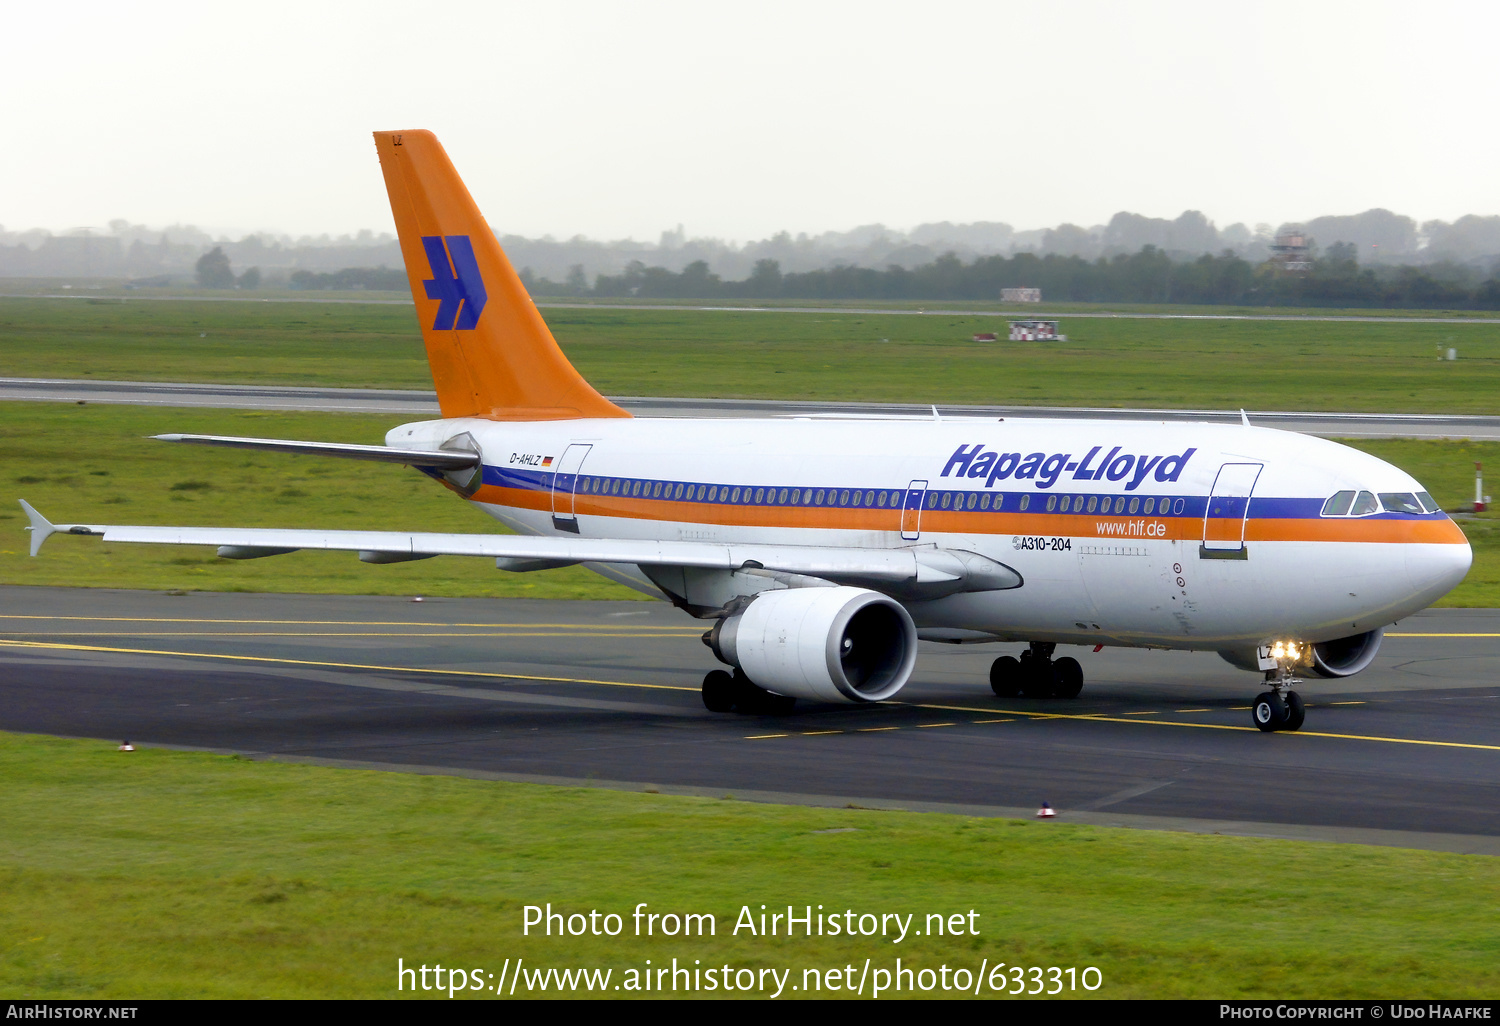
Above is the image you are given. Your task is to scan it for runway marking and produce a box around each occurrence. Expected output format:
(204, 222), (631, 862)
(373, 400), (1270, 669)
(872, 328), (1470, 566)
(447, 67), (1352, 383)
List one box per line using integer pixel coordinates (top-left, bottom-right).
(745, 734), (789, 740)
(917, 722), (956, 728)
(800, 730), (843, 736)
(0, 631), (693, 639)
(903, 700), (1500, 751)
(1175, 708), (1212, 713)
(1330, 701), (1366, 705)
(0, 614), (700, 632)
(972, 718), (1014, 724)
(1124, 711), (1160, 715)
(0, 639), (699, 693)
(3, 639), (1497, 752)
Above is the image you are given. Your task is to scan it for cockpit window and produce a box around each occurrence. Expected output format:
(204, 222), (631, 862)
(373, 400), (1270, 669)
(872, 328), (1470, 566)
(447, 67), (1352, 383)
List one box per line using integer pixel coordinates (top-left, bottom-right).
(1416, 491), (1442, 514)
(1379, 492), (1425, 515)
(1322, 489), (1385, 517)
(1321, 490), (1355, 516)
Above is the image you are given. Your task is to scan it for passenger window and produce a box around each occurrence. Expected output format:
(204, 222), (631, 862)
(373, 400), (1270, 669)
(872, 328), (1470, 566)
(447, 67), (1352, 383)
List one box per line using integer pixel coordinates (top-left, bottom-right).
(1322, 491), (1355, 516)
(1086, 495), (1098, 513)
(1416, 491), (1441, 513)
(1045, 494), (1057, 512)
(1379, 492), (1424, 514)
(1019, 494), (1031, 512)
(1350, 490), (1378, 516)
(1144, 497), (1155, 515)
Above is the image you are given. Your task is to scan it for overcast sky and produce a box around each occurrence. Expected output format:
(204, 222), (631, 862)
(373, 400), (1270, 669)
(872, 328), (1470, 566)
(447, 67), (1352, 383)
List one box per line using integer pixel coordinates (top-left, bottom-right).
(5, 1), (1496, 242)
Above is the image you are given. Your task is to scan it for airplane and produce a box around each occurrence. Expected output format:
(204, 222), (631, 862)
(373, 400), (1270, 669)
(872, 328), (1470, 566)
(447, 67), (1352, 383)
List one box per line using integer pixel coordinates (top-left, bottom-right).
(19, 129), (1472, 733)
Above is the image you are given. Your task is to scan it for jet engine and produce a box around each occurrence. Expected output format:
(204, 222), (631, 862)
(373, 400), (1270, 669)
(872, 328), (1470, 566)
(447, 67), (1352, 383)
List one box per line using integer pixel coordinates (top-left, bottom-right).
(1307, 628), (1384, 678)
(707, 586), (917, 703)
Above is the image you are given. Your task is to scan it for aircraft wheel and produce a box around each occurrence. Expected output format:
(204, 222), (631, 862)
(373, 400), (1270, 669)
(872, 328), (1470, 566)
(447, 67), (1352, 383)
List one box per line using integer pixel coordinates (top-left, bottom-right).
(702, 669), (736, 713)
(1018, 653), (1054, 697)
(1283, 691), (1306, 731)
(1252, 691), (1288, 732)
(989, 656), (1022, 697)
(731, 669), (796, 715)
(1053, 657), (1084, 699)
(760, 691), (798, 716)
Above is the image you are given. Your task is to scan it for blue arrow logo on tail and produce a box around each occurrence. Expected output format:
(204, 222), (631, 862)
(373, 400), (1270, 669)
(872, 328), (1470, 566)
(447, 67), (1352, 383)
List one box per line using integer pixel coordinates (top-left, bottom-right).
(421, 235), (488, 331)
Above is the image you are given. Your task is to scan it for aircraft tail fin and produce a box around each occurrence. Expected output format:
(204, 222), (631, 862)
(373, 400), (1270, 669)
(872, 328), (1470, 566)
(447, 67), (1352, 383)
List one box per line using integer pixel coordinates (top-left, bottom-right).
(372, 130), (628, 421)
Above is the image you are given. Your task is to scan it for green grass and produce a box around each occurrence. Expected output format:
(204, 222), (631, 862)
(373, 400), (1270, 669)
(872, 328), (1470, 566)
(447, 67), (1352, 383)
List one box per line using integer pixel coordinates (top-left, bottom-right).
(0, 403), (641, 601)
(1, 731), (1496, 998)
(4, 296), (1500, 412)
(3, 402), (1500, 604)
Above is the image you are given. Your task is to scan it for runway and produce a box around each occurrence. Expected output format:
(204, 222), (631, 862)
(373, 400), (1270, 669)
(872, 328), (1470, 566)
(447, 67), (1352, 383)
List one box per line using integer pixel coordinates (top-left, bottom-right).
(6, 376), (1500, 439)
(3, 586), (1498, 855)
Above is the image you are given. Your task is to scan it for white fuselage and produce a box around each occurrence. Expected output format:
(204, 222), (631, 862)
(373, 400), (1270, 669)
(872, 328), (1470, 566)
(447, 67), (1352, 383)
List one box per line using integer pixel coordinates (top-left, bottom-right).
(388, 415), (1471, 651)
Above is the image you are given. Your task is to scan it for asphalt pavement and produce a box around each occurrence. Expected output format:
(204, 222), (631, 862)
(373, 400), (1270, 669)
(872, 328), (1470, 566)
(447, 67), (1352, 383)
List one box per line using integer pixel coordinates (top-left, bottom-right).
(3, 586), (1497, 855)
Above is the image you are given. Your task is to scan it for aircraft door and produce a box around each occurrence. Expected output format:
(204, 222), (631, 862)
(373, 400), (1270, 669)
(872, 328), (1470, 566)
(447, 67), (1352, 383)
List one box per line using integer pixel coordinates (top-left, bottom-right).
(900, 480), (928, 540)
(1201, 462), (1262, 559)
(551, 443), (593, 534)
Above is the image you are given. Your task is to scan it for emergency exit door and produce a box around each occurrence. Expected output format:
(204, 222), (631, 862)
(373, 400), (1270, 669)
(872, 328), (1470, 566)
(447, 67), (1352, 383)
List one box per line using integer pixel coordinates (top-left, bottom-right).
(900, 480), (928, 540)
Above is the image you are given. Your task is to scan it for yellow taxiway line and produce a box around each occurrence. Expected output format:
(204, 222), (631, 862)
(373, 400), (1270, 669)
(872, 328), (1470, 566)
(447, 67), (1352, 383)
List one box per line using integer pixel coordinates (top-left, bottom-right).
(2, 638), (1497, 752)
(0, 638), (698, 692)
(0, 614), (700, 632)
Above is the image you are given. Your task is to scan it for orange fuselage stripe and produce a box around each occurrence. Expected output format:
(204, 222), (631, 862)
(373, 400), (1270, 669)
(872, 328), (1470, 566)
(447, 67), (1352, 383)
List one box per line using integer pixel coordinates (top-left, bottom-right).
(468, 484), (1468, 545)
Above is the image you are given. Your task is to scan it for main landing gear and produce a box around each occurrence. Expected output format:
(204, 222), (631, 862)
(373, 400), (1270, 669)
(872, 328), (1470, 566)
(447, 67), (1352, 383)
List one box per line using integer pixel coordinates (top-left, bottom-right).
(702, 668), (797, 715)
(1252, 668), (1306, 733)
(989, 642), (1084, 700)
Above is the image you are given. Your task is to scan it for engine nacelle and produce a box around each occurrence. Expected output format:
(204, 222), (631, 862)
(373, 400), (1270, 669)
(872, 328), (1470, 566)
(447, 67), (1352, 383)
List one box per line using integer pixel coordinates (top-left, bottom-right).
(1308, 628), (1384, 678)
(709, 587), (917, 703)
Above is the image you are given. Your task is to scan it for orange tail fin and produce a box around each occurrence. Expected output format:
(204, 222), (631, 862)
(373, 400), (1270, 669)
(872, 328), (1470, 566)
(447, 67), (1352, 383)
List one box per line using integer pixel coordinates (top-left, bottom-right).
(373, 130), (629, 421)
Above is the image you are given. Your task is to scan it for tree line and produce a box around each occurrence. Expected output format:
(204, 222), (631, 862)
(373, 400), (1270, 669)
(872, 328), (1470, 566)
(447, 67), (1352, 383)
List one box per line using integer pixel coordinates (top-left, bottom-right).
(520, 248), (1500, 310)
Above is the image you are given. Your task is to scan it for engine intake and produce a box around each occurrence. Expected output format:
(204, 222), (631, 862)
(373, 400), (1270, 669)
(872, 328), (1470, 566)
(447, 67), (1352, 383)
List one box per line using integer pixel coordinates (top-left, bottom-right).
(1309, 628), (1383, 678)
(708, 587), (917, 703)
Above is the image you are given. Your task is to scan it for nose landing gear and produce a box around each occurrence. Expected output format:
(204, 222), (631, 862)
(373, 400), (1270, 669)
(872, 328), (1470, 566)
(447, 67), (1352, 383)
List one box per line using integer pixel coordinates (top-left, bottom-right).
(1252, 661), (1306, 732)
(990, 642), (1084, 699)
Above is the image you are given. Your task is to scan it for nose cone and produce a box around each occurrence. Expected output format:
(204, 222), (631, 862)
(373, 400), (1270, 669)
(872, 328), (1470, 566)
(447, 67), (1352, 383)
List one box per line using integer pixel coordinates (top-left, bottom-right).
(1405, 523), (1472, 606)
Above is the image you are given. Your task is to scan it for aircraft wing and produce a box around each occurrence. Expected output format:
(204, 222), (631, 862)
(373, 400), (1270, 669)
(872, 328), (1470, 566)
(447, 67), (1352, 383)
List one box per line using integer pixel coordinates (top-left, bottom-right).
(17, 501), (1019, 590)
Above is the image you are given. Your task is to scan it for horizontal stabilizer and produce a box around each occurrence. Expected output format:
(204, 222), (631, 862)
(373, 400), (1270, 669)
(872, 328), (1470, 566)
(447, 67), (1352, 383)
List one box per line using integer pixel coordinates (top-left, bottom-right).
(153, 434), (478, 469)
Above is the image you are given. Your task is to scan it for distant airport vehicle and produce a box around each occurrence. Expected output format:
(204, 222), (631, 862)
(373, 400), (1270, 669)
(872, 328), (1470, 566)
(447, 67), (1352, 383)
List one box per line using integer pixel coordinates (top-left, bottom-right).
(20, 131), (1472, 732)
(1008, 320), (1066, 342)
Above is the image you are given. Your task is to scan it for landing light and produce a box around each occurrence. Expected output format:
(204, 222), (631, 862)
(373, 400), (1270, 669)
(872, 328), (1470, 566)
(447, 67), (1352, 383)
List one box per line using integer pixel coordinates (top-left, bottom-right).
(1270, 641), (1302, 660)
